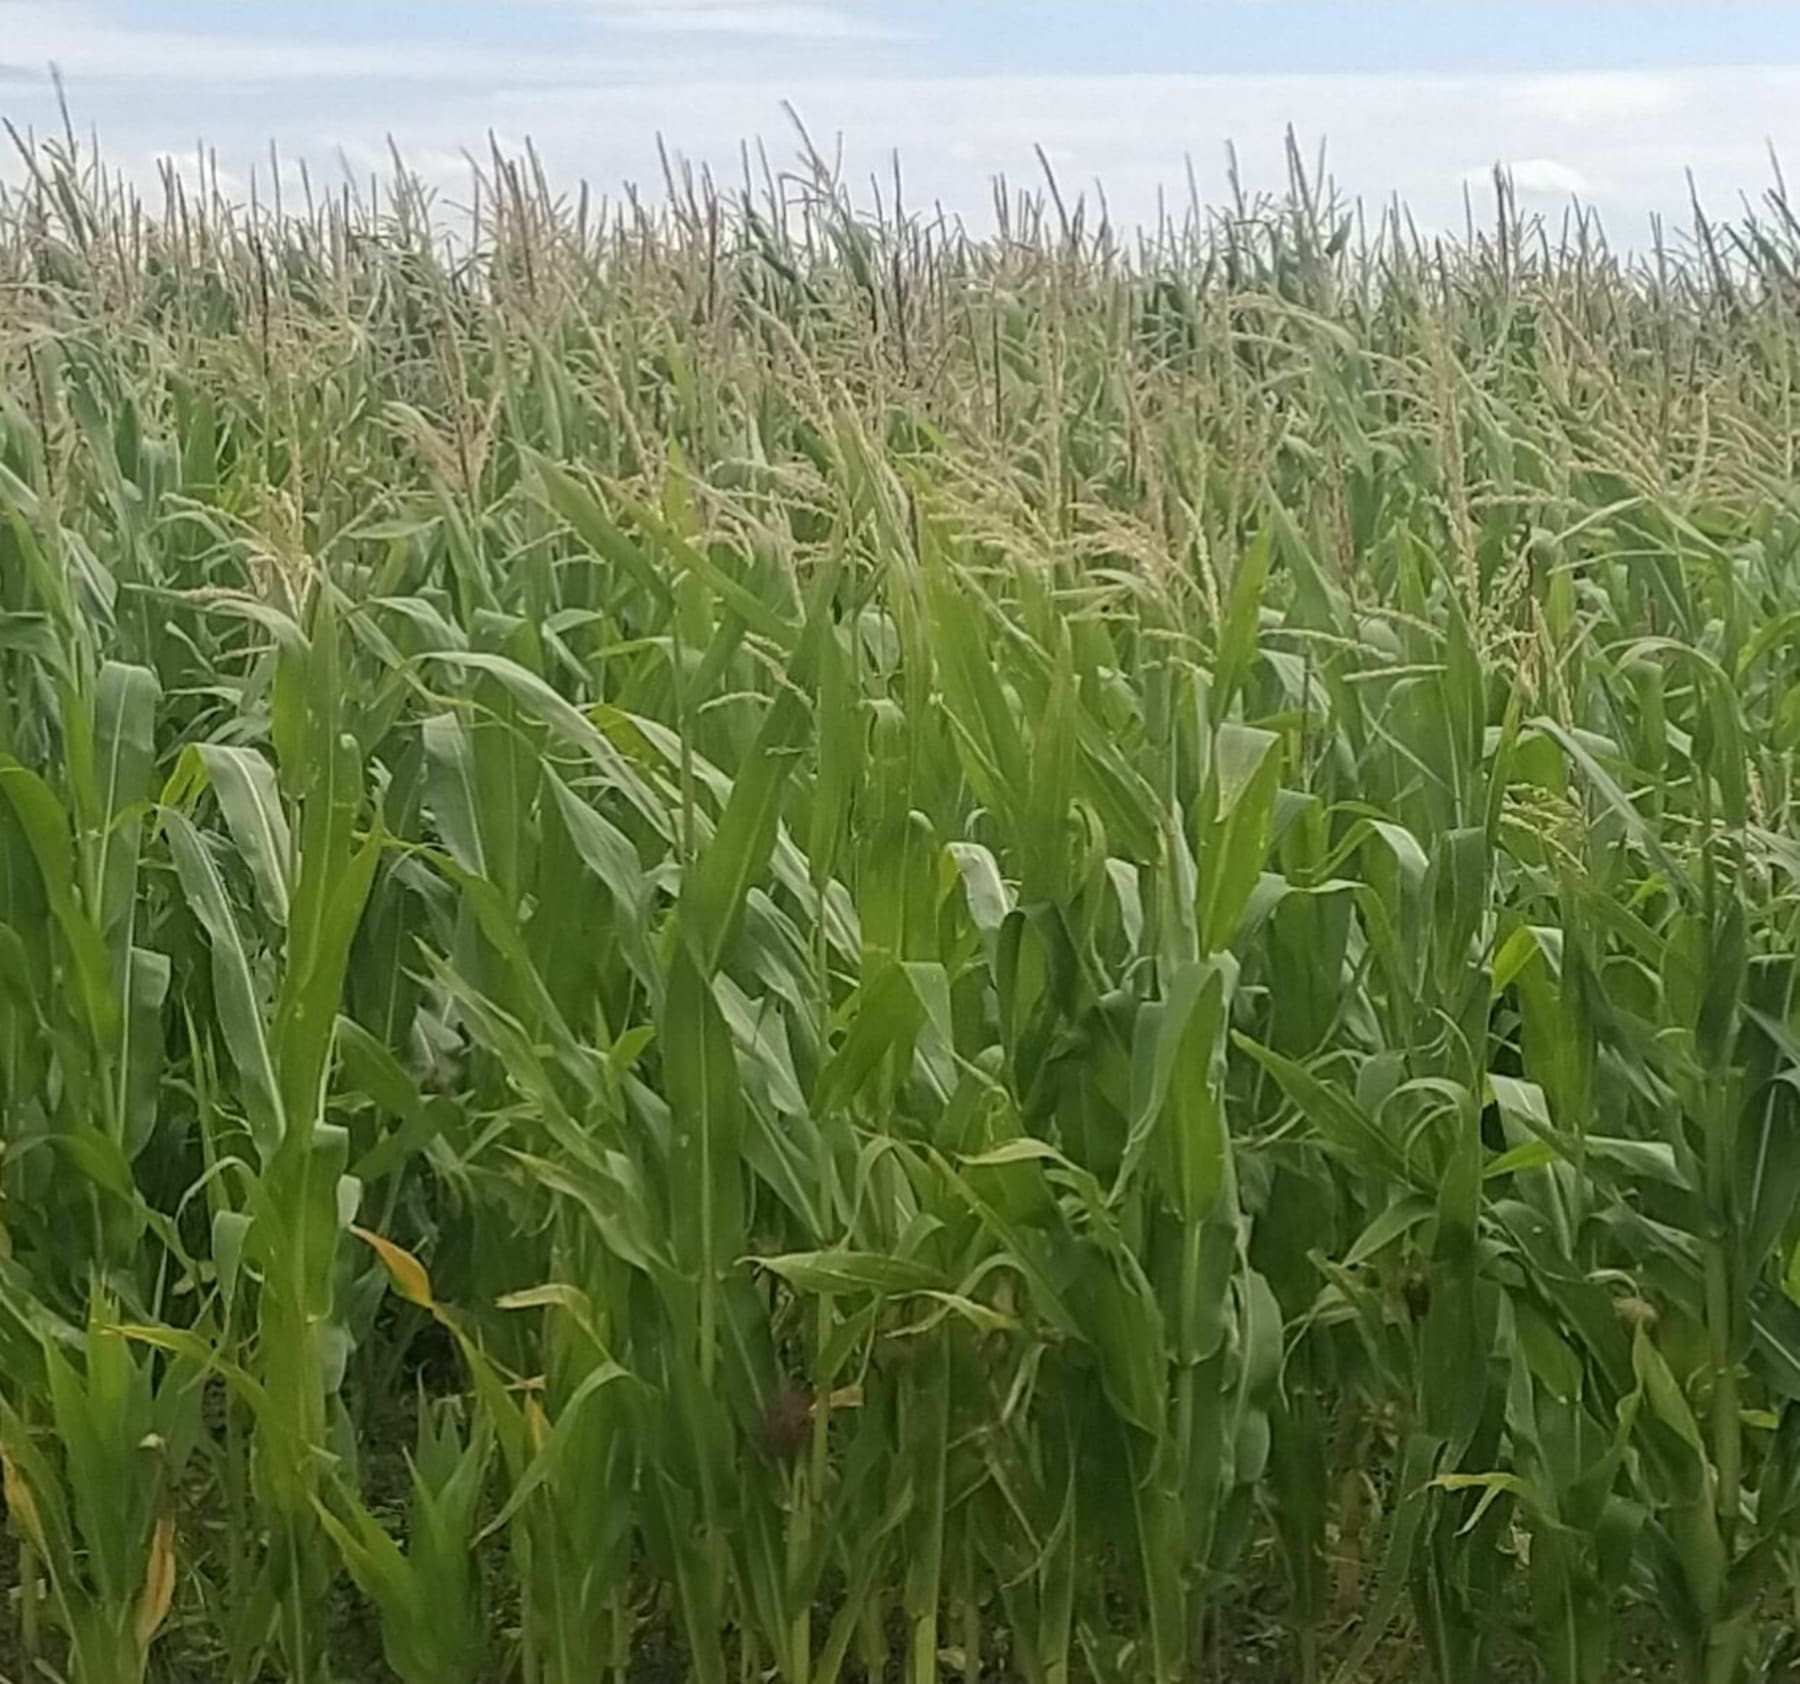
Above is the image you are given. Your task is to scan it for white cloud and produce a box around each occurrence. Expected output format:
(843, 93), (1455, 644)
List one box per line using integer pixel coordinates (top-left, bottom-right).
(0, 0), (894, 111)
(587, 1), (897, 37)
(3, 12), (1795, 247)
(444, 68), (1796, 237)
(1505, 71), (1687, 125)
(1463, 157), (1592, 198)
(0, 1), (719, 84)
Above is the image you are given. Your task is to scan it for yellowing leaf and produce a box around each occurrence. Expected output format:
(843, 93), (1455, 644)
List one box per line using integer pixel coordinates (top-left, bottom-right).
(352, 1225), (435, 1309)
(134, 1511), (178, 1654)
(524, 1393), (550, 1455)
(0, 1442), (45, 1554)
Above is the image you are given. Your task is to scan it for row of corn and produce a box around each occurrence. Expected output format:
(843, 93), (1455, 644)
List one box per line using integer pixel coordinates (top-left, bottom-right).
(3, 138), (1800, 1681)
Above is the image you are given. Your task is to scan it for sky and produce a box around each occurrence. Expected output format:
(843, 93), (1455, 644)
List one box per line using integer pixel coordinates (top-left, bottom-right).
(2, 2), (1799, 239)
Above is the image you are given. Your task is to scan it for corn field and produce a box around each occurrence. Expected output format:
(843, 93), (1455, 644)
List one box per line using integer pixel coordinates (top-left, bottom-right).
(5, 129), (1800, 1683)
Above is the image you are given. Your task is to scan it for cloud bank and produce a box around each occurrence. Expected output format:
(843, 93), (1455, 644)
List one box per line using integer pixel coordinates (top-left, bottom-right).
(0, 4), (1791, 242)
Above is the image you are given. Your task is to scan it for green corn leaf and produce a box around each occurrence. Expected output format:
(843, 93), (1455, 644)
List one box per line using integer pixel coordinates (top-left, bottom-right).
(274, 823), (382, 1138)
(163, 807), (283, 1156)
(193, 743), (292, 925)
(753, 1250), (944, 1297)
(0, 759), (119, 1045)
(90, 660), (160, 943)
(663, 946), (746, 1362)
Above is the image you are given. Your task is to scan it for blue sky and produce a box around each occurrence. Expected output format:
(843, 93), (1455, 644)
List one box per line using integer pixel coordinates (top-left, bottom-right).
(3, 3), (1798, 235)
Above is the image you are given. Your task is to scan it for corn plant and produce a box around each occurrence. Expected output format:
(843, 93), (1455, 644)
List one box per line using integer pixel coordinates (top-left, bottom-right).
(5, 122), (1800, 1684)
(0, 1306), (199, 1683)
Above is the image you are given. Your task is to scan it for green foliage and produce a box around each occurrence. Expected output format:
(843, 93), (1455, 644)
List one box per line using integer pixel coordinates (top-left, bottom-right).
(4, 133), (1800, 1683)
